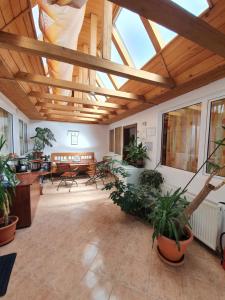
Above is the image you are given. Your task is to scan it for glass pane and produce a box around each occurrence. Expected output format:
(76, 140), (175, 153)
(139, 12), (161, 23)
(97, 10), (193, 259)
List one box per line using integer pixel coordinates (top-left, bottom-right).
(161, 104), (201, 172)
(115, 8), (156, 68)
(111, 42), (128, 87)
(111, 42), (123, 65)
(97, 71), (115, 90)
(171, 0), (208, 16)
(207, 99), (225, 177)
(0, 107), (13, 154)
(151, 22), (177, 47)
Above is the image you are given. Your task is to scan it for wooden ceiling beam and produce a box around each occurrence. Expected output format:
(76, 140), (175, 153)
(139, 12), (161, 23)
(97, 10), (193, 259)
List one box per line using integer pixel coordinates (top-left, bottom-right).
(105, 64), (225, 124)
(140, 17), (161, 53)
(14, 72), (144, 102)
(40, 109), (104, 119)
(0, 60), (41, 119)
(39, 102), (110, 115)
(29, 91), (124, 109)
(46, 114), (98, 123)
(112, 28), (135, 67)
(0, 31), (174, 88)
(102, 0), (113, 59)
(109, 0), (225, 59)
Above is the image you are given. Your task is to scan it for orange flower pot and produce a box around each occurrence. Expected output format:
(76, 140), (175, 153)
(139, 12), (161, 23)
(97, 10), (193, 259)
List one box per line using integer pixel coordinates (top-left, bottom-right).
(0, 216), (18, 246)
(157, 226), (193, 262)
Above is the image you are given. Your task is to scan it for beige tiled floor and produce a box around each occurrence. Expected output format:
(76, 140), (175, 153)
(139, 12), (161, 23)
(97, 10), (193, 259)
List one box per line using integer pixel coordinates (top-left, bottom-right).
(1, 179), (225, 300)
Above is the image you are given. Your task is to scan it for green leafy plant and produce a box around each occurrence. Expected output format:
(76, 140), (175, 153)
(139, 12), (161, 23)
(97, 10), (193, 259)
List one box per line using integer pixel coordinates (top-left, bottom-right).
(150, 188), (190, 249)
(124, 138), (149, 168)
(0, 135), (18, 226)
(104, 162), (163, 219)
(139, 169), (164, 190)
(31, 127), (56, 152)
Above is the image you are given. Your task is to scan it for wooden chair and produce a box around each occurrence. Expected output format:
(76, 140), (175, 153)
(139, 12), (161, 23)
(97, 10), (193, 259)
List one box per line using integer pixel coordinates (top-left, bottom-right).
(85, 161), (109, 188)
(56, 163), (79, 192)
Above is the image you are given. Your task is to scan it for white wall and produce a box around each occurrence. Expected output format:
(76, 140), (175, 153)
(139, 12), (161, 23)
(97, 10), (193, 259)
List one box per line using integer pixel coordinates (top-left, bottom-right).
(0, 92), (30, 155)
(29, 120), (109, 161)
(109, 78), (225, 203)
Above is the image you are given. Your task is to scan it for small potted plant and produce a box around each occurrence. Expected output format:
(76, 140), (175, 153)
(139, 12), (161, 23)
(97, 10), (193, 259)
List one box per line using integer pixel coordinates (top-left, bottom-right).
(0, 135), (19, 246)
(31, 127), (56, 159)
(124, 138), (149, 168)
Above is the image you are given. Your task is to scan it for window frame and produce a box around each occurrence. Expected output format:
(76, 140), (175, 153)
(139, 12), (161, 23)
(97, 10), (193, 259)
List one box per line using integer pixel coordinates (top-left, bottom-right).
(0, 106), (14, 154)
(19, 119), (28, 156)
(203, 96), (225, 178)
(160, 102), (202, 173)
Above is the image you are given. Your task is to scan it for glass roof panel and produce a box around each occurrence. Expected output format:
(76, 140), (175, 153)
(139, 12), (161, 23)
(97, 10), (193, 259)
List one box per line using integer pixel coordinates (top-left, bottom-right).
(97, 71), (115, 90)
(115, 8), (156, 68)
(111, 42), (123, 65)
(171, 0), (209, 16)
(111, 42), (128, 88)
(151, 22), (177, 47)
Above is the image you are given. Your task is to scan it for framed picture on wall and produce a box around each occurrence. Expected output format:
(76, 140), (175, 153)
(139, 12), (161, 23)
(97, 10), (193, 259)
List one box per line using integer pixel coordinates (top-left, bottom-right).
(68, 130), (79, 145)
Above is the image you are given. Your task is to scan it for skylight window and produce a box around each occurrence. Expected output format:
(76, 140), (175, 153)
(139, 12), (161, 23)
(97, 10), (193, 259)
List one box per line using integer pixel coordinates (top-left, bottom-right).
(111, 42), (128, 88)
(151, 22), (177, 48)
(111, 42), (123, 65)
(32, 5), (42, 40)
(171, 0), (209, 16)
(97, 72), (115, 90)
(115, 8), (156, 68)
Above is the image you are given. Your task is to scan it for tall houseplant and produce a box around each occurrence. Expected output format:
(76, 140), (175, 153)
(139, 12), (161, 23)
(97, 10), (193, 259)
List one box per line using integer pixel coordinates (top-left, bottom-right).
(151, 126), (225, 264)
(31, 127), (56, 159)
(124, 138), (149, 168)
(0, 135), (18, 246)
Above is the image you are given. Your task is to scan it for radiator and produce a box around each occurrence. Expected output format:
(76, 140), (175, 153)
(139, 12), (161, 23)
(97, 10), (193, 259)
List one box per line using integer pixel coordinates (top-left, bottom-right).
(189, 199), (223, 250)
(163, 184), (223, 251)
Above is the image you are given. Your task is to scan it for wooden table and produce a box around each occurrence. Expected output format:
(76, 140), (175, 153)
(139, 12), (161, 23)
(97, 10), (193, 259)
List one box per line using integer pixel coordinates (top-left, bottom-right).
(10, 171), (46, 229)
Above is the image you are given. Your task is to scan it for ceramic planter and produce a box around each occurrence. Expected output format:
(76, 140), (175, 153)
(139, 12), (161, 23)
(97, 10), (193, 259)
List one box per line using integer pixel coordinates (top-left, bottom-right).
(157, 226), (193, 262)
(0, 216), (19, 246)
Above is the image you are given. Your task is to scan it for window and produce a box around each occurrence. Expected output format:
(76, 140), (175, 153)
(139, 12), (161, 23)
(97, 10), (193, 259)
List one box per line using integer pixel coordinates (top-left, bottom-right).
(109, 129), (115, 152)
(150, 22), (177, 47)
(111, 42), (128, 88)
(115, 127), (122, 155)
(171, 0), (209, 16)
(0, 107), (13, 154)
(97, 71), (115, 90)
(19, 120), (28, 156)
(115, 8), (156, 68)
(207, 99), (225, 177)
(161, 104), (201, 172)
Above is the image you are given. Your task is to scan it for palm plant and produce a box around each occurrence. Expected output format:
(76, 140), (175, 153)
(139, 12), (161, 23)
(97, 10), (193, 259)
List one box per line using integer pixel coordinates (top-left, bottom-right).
(0, 135), (17, 226)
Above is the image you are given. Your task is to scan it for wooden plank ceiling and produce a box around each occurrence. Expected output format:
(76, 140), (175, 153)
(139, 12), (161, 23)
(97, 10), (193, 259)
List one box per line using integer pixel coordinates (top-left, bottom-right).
(0, 0), (224, 124)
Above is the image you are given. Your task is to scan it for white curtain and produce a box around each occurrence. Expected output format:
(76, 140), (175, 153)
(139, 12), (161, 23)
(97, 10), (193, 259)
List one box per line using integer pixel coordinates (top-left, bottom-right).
(37, 0), (87, 96)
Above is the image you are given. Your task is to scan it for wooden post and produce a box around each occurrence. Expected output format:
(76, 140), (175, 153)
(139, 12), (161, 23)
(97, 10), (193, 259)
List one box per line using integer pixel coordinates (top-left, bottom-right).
(102, 0), (113, 60)
(90, 13), (98, 85)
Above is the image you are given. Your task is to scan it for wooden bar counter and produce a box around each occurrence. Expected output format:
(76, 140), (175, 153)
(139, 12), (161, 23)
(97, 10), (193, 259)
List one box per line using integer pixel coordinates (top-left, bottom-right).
(10, 172), (43, 229)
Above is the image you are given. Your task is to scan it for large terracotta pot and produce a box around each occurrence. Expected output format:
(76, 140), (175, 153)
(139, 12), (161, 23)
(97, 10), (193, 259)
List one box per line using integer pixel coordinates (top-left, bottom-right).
(0, 216), (19, 246)
(157, 226), (193, 262)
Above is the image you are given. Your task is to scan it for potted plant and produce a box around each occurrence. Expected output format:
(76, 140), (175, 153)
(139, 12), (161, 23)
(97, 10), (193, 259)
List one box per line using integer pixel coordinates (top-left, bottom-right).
(31, 127), (56, 159)
(150, 126), (225, 264)
(124, 138), (149, 168)
(151, 188), (193, 263)
(104, 163), (163, 220)
(0, 135), (19, 246)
